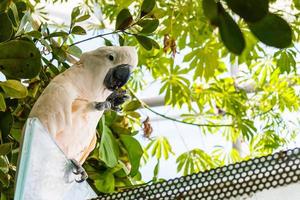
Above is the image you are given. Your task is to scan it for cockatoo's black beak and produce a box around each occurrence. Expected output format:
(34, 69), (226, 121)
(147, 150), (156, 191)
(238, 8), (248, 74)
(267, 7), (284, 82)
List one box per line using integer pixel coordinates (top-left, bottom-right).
(104, 64), (133, 91)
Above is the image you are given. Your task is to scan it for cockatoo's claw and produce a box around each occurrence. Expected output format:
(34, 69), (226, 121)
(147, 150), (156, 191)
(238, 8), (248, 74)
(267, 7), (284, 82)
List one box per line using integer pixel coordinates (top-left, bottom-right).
(95, 101), (111, 111)
(70, 159), (88, 183)
(106, 89), (130, 111)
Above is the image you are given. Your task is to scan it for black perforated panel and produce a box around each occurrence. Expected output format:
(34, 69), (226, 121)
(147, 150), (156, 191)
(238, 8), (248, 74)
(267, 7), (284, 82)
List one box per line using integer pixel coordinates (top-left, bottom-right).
(92, 148), (300, 200)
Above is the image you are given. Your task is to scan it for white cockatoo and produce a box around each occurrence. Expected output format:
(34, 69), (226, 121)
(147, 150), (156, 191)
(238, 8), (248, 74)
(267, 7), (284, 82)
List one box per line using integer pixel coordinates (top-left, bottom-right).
(29, 46), (138, 181)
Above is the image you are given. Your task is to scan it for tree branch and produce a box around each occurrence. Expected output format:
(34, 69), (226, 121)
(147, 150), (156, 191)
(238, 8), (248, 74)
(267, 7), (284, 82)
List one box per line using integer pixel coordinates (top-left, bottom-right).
(127, 88), (233, 128)
(69, 30), (121, 47)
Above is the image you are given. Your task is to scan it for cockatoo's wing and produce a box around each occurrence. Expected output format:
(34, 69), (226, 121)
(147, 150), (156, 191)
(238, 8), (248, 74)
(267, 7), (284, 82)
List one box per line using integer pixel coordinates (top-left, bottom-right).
(30, 82), (75, 138)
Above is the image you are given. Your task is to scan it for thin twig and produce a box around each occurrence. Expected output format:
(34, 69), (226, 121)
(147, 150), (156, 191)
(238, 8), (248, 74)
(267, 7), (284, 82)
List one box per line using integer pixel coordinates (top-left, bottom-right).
(127, 87), (233, 128)
(69, 30), (121, 46)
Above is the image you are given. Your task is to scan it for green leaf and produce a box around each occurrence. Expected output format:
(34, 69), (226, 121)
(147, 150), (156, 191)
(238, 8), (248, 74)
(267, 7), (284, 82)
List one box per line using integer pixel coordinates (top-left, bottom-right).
(0, 170), (9, 187)
(153, 159), (160, 180)
(0, 40), (42, 79)
(0, 13), (13, 43)
(225, 0), (268, 22)
(202, 0), (219, 25)
(76, 14), (90, 22)
(26, 31), (42, 39)
(71, 26), (86, 35)
(94, 171), (115, 193)
(218, 5), (245, 54)
(99, 117), (119, 168)
(120, 134), (143, 176)
(0, 143), (12, 156)
(294, 0), (300, 10)
(0, 112), (13, 139)
(119, 35), (124, 46)
(0, 0), (10, 12)
(138, 19), (159, 34)
(122, 100), (142, 112)
(45, 31), (69, 39)
(248, 13), (292, 48)
(67, 45), (82, 58)
(71, 7), (80, 23)
(0, 93), (5, 112)
(115, 9), (133, 30)
(104, 38), (113, 46)
(135, 35), (159, 50)
(141, 0), (156, 17)
(0, 80), (28, 98)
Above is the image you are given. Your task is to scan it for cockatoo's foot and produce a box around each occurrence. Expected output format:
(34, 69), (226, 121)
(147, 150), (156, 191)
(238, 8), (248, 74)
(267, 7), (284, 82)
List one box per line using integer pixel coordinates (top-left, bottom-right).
(106, 89), (130, 111)
(70, 159), (88, 183)
(95, 101), (111, 111)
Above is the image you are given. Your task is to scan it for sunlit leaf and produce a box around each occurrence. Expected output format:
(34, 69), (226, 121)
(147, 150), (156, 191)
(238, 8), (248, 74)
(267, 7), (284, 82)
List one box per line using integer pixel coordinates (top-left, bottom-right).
(94, 171), (115, 193)
(0, 80), (28, 98)
(99, 117), (119, 168)
(0, 93), (6, 112)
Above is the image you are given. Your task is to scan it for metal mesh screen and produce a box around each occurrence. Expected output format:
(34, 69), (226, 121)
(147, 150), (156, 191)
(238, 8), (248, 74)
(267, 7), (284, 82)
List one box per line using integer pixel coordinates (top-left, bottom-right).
(93, 148), (300, 200)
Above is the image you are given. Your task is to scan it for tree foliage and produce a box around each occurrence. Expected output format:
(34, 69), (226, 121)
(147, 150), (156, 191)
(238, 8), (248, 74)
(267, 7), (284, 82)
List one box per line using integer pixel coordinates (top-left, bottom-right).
(0, 0), (300, 198)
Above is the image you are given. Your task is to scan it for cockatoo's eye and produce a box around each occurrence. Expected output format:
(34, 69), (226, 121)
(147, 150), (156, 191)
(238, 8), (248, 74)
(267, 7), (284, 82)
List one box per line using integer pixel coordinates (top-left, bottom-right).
(107, 54), (114, 61)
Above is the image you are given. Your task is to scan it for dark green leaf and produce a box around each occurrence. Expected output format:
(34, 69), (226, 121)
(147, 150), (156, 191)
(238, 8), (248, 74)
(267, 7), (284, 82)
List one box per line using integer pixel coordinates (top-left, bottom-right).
(0, 112), (13, 141)
(0, 143), (12, 156)
(138, 19), (159, 34)
(202, 0), (219, 25)
(248, 13), (292, 48)
(119, 35), (124, 46)
(71, 7), (80, 23)
(0, 13), (13, 43)
(0, 0), (10, 12)
(225, 0), (268, 22)
(115, 9), (133, 30)
(104, 38), (113, 46)
(135, 35), (159, 50)
(218, 5), (245, 54)
(52, 46), (67, 62)
(0, 40), (42, 79)
(71, 26), (86, 35)
(26, 31), (42, 39)
(141, 0), (156, 17)
(0, 93), (5, 112)
(0, 170), (9, 187)
(0, 80), (28, 98)
(99, 117), (119, 168)
(76, 14), (90, 22)
(120, 135), (143, 176)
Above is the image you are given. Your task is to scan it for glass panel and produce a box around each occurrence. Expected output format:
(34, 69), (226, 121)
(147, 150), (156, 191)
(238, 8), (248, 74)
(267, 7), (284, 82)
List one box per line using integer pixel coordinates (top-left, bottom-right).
(14, 118), (97, 200)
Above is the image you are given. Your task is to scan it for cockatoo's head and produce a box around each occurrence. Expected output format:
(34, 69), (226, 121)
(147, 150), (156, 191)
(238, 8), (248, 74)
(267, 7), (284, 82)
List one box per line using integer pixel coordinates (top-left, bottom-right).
(79, 46), (138, 91)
